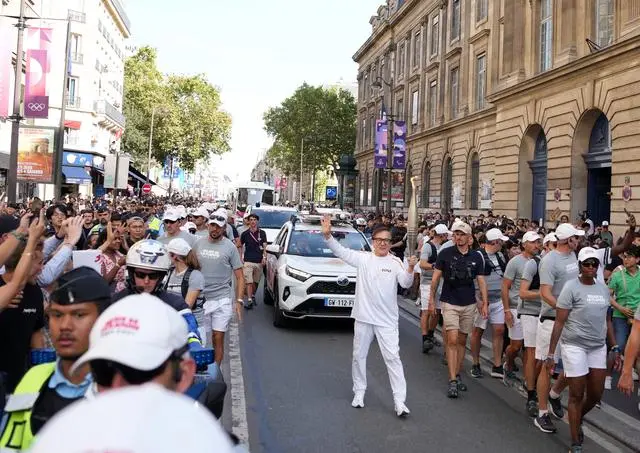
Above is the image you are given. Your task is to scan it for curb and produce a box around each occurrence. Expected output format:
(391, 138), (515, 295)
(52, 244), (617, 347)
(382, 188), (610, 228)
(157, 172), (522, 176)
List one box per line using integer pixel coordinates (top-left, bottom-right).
(397, 298), (640, 451)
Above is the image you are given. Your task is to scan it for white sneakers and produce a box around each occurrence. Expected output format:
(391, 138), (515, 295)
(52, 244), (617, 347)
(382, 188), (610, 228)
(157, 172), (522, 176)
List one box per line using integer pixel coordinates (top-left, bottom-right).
(395, 401), (410, 417)
(351, 393), (364, 408)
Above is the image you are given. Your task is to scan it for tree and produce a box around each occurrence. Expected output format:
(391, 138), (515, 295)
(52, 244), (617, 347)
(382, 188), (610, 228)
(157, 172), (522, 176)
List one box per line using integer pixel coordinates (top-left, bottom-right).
(263, 83), (356, 177)
(122, 47), (232, 173)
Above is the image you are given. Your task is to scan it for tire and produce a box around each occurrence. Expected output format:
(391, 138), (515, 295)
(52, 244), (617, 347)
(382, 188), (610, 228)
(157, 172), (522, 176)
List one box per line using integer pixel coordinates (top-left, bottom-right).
(272, 282), (287, 328)
(263, 279), (274, 306)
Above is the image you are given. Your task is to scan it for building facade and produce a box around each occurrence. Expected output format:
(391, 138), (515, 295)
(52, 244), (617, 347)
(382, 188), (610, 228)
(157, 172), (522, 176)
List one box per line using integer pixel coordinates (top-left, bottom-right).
(354, 0), (640, 236)
(0, 0), (130, 200)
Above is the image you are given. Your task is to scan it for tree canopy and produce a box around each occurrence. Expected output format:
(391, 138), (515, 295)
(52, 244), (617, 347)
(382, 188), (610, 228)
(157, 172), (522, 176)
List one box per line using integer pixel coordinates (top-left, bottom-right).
(263, 83), (356, 177)
(122, 46), (231, 172)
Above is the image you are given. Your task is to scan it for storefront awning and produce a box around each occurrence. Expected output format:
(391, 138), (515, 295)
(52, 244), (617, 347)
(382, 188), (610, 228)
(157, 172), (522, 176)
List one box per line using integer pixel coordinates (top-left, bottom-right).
(63, 120), (81, 130)
(62, 166), (91, 185)
(128, 165), (156, 185)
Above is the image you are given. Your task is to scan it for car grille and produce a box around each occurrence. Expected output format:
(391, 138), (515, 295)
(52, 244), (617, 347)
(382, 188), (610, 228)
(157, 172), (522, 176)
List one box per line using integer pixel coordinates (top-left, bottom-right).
(307, 281), (356, 295)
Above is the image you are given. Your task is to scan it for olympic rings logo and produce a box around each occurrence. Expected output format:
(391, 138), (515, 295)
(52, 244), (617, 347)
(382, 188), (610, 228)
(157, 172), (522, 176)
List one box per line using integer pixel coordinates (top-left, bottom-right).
(28, 103), (46, 112)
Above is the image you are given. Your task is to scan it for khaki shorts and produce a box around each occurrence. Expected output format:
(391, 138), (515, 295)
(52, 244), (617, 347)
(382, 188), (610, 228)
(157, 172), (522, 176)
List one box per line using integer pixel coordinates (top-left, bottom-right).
(442, 302), (475, 334)
(243, 262), (263, 284)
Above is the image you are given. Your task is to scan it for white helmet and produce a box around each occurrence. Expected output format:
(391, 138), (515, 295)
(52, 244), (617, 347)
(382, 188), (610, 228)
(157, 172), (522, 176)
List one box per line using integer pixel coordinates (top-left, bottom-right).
(126, 239), (171, 272)
(355, 218), (366, 226)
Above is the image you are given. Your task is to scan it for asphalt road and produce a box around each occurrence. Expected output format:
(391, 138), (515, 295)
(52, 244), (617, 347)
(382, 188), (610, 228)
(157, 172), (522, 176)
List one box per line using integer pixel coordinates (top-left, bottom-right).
(229, 285), (634, 453)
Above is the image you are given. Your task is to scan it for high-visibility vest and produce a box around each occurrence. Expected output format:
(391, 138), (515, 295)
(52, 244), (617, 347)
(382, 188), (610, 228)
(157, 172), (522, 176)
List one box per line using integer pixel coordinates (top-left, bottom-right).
(148, 217), (161, 232)
(0, 363), (56, 451)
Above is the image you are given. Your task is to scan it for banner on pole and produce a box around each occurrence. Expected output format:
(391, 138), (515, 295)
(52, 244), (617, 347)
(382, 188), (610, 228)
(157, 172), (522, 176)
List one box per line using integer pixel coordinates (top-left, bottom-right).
(374, 120), (388, 169)
(17, 126), (56, 183)
(0, 23), (11, 117)
(24, 28), (53, 119)
(392, 121), (407, 169)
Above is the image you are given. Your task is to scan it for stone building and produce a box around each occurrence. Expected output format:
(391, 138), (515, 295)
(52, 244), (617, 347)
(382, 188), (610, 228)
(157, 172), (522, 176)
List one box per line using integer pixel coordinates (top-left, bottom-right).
(353, 0), (640, 235)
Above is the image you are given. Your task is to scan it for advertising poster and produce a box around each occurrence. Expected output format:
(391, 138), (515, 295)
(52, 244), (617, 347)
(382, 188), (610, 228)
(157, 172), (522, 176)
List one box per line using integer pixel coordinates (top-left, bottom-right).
(381, 170), (406, 201)
(17, 126), (55, 183)
(452, 181), (463, 209)
(392, 121), (406, 169)
(480, 179), (492, 209)
(374, 120), (388, 169)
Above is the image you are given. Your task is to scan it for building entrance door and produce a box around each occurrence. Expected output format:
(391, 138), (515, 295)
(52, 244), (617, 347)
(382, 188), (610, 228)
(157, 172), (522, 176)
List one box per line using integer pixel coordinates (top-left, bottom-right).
(584, 113), (612, 225)
(529, 131), (548, 222)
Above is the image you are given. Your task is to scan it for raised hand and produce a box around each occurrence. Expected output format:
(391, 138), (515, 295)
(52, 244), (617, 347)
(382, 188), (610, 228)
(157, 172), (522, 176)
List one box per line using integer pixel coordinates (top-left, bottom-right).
(321, 214), (332, 239)
(65, 216), (84, 246)
(28, 209), (46, 239)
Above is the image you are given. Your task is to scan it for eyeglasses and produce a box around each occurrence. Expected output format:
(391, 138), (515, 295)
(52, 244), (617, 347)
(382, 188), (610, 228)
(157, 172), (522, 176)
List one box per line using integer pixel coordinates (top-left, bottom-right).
(581, 261), (599, 268)
(372, 238), (391, 244)
(90, 359), (166, 387)
(133, 270), (163, 280)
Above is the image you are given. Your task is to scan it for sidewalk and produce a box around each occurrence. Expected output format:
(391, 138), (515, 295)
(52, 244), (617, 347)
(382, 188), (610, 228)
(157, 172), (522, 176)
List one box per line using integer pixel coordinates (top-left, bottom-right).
(397, 296), (640, 451)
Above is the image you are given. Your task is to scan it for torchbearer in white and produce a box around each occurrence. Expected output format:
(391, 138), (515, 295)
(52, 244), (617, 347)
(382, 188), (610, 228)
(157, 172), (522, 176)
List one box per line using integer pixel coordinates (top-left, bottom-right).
(321, 214), (417, 418)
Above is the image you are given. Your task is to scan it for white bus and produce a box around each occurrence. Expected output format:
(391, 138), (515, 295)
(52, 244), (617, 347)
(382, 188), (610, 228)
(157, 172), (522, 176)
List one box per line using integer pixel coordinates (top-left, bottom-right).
(229, 181), (275, 220)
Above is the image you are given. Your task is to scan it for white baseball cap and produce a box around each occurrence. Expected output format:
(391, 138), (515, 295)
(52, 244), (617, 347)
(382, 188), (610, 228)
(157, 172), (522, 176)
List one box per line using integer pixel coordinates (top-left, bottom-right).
(451, 221), (472, 235)
(180, 221), (197, 232)
(192, 207), (208, 218)
(543, 232), (557, 245)
(486, 228), (509, 242)
(71, 294), (189, 374)
(522, 231), (542, 243)
(167, 238), (192, 256)
(29, 384), (234, 453)
(555, 223), (585, 240)
(208, 209), (227, 227)
(162, 210), (180, 222)
(578, 246), (600, 263)
(602, 221), (609, 226)
(433, 224), (452, 236)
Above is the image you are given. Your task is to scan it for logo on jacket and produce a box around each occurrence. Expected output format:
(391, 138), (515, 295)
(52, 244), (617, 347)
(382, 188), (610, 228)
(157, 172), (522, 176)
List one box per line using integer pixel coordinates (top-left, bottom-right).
(337, 275), (349, 287)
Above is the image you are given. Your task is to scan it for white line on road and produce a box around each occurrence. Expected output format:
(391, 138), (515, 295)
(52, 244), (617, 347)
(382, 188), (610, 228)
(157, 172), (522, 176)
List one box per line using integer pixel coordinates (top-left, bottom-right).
(228, 318), (249, 445)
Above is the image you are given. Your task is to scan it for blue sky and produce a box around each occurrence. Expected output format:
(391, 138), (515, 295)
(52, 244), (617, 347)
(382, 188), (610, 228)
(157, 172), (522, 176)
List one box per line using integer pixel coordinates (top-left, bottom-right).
(126, 0), (382, 180)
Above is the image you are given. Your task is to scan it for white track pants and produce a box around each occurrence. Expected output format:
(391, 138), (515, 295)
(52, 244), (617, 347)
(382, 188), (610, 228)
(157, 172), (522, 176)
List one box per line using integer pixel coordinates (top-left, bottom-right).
(352, 320), (407, 404)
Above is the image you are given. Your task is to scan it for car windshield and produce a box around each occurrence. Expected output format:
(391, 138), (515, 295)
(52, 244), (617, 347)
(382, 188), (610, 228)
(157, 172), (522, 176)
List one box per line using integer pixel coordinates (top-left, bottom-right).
(287, 230), (370, 257)
(253, 210), (295, 229)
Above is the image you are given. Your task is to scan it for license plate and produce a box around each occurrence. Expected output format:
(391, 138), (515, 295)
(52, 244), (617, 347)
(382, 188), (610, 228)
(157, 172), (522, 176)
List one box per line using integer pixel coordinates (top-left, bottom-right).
(324, 298), (354, 307)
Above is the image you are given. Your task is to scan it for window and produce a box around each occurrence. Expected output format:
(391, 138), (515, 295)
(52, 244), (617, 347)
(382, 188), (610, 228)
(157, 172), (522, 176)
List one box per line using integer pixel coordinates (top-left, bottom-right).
(450, 67), (459, 120)
(397, 43), (406, 77)
(411, 90), (419, 125)
(422, 163), (431, 208)
(429, 80), (438, 126)
(364, 173), (369, 205)
(361, 118), (366, 146)
(475, 54), (487, 110)
(468, 152), (480, 209)
(451, 0), (461, 41)
(396, 98), (404, 119)
(596, 0), (614, 47)
(431, 14), (440, 56)
(369, 114), (375, 144)
(540, 0), (553, 72)
(66, 77), (78, 102)
(476, 0), (488, 22)
(364, 73), (368, 100)
(413, 31), (421, 68)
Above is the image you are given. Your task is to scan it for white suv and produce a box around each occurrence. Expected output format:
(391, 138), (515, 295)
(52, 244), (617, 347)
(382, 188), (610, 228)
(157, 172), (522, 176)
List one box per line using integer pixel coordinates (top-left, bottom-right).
(264, 213), (371, 327)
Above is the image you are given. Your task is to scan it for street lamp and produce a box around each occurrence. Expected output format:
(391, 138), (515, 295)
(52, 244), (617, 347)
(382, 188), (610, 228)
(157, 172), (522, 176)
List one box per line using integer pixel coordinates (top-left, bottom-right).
(371, 76), (396, 214)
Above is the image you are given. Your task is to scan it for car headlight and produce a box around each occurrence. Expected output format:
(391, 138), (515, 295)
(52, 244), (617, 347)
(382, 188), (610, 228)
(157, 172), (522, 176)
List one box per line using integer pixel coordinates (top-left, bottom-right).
(285, 266), (311, 282)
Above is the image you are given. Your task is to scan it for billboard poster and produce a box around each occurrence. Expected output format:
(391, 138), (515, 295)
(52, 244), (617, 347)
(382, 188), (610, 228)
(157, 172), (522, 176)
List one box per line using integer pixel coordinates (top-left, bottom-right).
(374, 120), (388, 169)
(480, 179), (492, 209)
(392, 121), (406, 169)
(380, 170), (406, 202)
(17, 126), (56, 183)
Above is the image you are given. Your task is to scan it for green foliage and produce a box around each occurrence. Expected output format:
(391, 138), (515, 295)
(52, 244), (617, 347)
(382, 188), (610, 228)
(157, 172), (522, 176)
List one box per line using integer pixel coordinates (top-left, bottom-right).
(263, 83), (356, 177)
(122, 46), (231, 172)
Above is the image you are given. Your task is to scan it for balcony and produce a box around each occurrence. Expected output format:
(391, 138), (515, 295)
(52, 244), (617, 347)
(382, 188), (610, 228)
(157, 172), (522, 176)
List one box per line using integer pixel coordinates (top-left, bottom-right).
(64, 134), (80, 146)
(68, 9), (86, 23)
(65, 96), (82, 109)
(94, 99), (126, 128)
(71, 52), (83, 64)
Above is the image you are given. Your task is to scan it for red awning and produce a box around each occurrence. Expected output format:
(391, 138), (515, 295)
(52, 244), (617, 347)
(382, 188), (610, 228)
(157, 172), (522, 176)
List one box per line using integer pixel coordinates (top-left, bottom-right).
(64, 120), (81, 130)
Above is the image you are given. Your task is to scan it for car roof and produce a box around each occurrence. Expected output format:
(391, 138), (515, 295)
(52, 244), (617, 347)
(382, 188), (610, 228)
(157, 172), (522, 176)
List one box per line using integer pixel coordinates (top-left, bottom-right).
(284, 220), (357, 234)
(250, 205), (297, 212)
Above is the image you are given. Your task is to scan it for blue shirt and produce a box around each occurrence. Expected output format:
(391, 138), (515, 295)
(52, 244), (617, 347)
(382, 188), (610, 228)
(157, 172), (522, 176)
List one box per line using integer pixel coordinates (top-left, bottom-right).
(47, 360), (92, 399)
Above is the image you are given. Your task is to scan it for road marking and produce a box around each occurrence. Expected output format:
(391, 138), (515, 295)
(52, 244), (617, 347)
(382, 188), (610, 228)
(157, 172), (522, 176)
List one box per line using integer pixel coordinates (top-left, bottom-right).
(228, 317), (249, 445)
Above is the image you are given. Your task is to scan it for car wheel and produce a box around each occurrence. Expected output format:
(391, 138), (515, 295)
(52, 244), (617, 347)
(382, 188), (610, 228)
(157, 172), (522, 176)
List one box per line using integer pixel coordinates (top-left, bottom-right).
(263, 278), (274, 306)
(272, 282), (287, 328)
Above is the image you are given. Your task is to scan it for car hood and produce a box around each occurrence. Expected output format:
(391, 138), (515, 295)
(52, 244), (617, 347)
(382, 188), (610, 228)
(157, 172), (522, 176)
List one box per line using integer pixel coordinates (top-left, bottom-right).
(285, 255), (356, 277)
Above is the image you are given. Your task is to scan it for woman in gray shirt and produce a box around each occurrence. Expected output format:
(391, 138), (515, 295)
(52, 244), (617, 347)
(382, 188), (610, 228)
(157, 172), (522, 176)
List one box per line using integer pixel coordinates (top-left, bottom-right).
(547, 247), (611, 453)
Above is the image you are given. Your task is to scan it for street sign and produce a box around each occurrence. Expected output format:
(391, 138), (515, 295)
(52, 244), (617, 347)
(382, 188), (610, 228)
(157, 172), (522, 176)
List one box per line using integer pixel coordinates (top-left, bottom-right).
(142, 183), (152, 194)
(325, 185), (337, 200)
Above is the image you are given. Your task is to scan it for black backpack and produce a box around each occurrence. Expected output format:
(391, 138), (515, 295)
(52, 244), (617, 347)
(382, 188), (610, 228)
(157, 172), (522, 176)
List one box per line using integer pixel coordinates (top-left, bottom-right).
(426, 242), (437, 264)
(529, 256), (541, 290)
(479, 249), (507, 276)
(181, 268), (206, 309)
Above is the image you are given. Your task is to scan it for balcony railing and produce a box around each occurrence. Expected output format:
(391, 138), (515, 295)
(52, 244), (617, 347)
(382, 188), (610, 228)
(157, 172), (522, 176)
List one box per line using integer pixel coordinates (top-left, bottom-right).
(65, 96), (82, 109)
(68, 9), (86, 23)
(94, 99), (126, 127)
(71, 52), (83, 64)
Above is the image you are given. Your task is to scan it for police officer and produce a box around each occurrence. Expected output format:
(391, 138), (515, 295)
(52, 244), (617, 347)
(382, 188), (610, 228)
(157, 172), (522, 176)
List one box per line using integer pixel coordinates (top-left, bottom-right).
(0, 267), (110, 451)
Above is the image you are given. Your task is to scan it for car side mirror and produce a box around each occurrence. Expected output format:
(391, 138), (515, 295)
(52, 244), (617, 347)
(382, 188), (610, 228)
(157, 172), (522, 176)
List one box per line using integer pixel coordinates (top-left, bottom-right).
(266, 243), (281, 255)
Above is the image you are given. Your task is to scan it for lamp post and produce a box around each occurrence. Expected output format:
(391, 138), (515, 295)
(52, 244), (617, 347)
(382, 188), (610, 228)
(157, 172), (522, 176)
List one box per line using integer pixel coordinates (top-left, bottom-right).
(371, 76), (396, 214)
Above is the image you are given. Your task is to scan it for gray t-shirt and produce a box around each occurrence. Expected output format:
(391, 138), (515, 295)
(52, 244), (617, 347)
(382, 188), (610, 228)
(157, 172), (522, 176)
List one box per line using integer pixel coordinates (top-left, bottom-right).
(520, 258), (542, 316)
(419, 241), (439, 280)
(195, 229), (209, 238)
(483, 251), (505, 302)
(193, 236), (242, 300)
(539, 249), (579, 318)
(158, 230), (196, 247)
(557, 279), (610, 349)
(504, 254), (529, 309)
(166, 268), (205, 298)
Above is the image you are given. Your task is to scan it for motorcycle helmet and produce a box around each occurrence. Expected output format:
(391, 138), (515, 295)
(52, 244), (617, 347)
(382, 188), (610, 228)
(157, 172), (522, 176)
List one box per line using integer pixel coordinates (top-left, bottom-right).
(125, 239), (172, 294)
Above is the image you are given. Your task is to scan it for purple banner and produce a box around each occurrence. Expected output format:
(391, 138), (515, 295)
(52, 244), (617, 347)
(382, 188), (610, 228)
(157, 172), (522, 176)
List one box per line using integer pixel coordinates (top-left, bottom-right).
(392, 121), (407, 169)
(0, 25), (10, 117)
(374, 120), (388, 169)
(25, 49), (50, 119)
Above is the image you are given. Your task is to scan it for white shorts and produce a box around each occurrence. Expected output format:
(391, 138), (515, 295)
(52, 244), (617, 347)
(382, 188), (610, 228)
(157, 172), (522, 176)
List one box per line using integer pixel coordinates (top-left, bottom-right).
(535, 318), (562, 361)
(202, 298), (233, 333)
(420, 283), (441, 311)
(520, 314), (538, 348)
(561, 343), (607, 378)
(473, 301), (505, 329)
(507, 309), (524, 341)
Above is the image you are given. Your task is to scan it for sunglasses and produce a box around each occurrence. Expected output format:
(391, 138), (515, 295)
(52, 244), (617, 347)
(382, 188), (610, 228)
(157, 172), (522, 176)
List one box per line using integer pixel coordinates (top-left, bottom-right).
(90, 359), (166, 387)
(209, 215), (226, 223)
(133, 270), (163, 280)
(581, 260), (599, 268)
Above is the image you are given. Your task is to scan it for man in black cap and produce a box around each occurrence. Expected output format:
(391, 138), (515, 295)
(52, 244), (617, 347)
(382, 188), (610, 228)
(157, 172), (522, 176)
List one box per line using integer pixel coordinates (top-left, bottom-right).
(0, 267), (111, 451)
